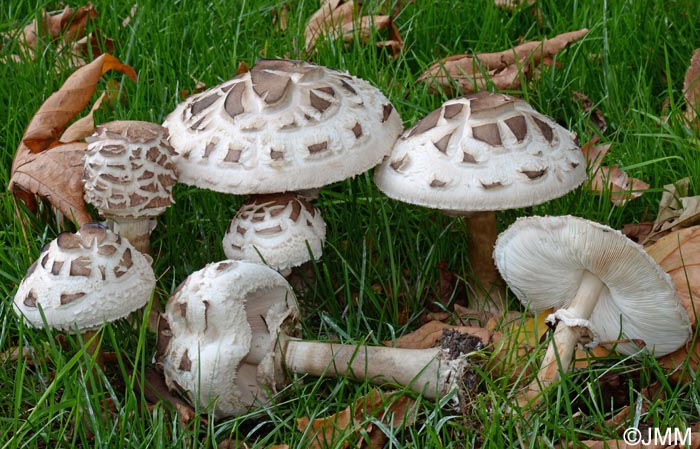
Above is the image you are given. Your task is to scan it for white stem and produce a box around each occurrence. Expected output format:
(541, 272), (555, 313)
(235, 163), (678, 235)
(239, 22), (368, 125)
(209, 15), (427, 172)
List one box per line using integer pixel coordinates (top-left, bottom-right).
(110, 217), (155, 254)
(282, 340), (456, 399)
(519, 271), (604, 405)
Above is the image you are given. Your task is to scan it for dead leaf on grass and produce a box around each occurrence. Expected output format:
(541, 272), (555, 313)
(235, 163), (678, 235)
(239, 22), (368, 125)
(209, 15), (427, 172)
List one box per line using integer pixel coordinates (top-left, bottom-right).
(9, 53), (138, 225)
(641, 178), (700, 244)
(305, 0), (403, 57)
(384, 320), (492, 349)
(572, 90), (607, 133)
(417, 28), (588, 95)
(297, 389), (417, 449)
(582, 138), (649, 205)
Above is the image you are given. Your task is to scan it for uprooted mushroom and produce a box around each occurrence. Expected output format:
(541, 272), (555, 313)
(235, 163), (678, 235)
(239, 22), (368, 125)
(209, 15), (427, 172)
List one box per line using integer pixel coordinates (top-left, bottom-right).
(494, 215), (691, 407)
(374, 92), (586, 312)
(155, 260), (487, 418)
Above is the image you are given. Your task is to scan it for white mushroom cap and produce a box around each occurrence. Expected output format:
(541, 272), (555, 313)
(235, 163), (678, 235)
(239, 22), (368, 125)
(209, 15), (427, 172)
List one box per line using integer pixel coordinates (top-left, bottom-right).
(163, 58), (403, 194)
(13, 223), (156, 332)
(83, 120), (177, 219)
(222, 193), (326, 272)
(374, 92), (586, 212)
(494, 215), (691, 356)
(155, 260), (298, 418)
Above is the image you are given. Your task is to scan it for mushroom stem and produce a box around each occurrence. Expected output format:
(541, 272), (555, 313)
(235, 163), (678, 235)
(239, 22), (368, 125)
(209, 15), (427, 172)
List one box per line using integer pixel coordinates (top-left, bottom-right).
(283, 340), (456, 399)
(81, 329), (104, 370)
(110, 217), (154, 254)
(463, 211), (506, 312)
(518, 270), (604, 406)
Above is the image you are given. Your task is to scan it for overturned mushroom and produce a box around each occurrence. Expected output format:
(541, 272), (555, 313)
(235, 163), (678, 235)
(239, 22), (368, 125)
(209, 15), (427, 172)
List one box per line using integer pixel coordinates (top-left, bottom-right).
(155, 261), (484, 418)
(493, 215), (691, 406)
(222, 193), (326, 275)
(13, 223), (156, 364)
(83, 121), (177, 254)
(374, 92), (586, 312)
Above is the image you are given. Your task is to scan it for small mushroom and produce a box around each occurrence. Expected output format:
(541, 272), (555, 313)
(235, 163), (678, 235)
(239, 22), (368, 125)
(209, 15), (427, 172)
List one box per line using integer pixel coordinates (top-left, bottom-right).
(13, 223), (156, 365)
(222, 193), (326, 276)
(374, 92), (586, 312)
(493, 215), (692, 406)
(155, 261), (482, 418)
(83, 120), (177, 254)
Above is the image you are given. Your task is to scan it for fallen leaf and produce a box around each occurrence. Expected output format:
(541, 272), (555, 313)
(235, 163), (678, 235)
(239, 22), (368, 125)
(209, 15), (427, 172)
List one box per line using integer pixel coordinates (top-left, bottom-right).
(684, 49), (700, 126)
(494, 0), (535, 9)
(589, 164), (649, 205)
(304, 0), (403, 57)
(621, 222), (655, 244)
(642, 179), (700, 244)
(9, 53), (138, 225)
(417, 29), (588, 95)
(582, 139), (649, 205)
(297, 389), (417, 449)
(572, 90), (607, 133)
(645, 225), (700, 327)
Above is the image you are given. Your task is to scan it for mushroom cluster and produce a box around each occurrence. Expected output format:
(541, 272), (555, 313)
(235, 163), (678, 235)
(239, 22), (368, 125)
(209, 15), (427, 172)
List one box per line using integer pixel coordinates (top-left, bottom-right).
(375, 92), (586, 311)
(163, 58), (403, 272)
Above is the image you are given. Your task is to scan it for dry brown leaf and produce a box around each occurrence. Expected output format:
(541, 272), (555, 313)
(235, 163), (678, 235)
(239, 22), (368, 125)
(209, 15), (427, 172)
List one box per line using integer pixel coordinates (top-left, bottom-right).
(297, 389), (417, 449)
(417, 28), (588, 95)
(645, 225), (700, 327)
(621, 222), (655, 244)
(589, 164), (649, 205)
(304, 0), (403, 57)
(9, 53), (138, 225)
(581, 135), (611, 173)
(582, 138), (649, 206)
(572, 90), (607, 132)
(641, 179), (700, 244)
(684, 49), (700, 126)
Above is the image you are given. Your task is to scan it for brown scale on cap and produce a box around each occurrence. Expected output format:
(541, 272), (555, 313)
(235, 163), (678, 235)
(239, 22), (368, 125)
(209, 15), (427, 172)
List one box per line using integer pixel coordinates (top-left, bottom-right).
(308, 141), (328, 154)
(24, 291), (37, 307)
(532, 117), (554, 143)
(224, 83), (247, 118)
(60, 292), (86, 305)
(472, 123), (502, 146)
(179, 350), (192, 371)
(504, 116), (527, 142)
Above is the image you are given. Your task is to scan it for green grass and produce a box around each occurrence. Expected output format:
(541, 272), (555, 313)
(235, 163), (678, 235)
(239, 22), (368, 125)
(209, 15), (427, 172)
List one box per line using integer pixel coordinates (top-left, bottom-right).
(2, 0), (700, 447)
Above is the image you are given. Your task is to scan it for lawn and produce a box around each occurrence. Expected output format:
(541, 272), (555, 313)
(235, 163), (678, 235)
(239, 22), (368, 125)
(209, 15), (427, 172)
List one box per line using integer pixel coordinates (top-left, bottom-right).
(2, 0), (700, 448)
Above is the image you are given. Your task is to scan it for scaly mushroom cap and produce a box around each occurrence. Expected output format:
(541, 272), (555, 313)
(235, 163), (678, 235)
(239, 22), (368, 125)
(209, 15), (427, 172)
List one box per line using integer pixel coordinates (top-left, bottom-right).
(374, 92), (586, 212)
(222, 193), (326, 271)
(155, 260), (298, 418)
(83, 120), (177, 219)
(163, 58), (403, 194)
(13, 223), (156, 332)
(494, 215), (692, 356)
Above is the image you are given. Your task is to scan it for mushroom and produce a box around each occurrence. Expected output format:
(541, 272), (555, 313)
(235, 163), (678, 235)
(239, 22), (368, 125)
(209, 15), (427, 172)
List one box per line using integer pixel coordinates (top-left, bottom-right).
(155, 261), (484, 418)
(83, 120), (177, 254)
(163, 58), (403, 196)
(493, 215), (692, 406)
(222, 193), (326, 276)
(374, 92), (586, 312)
(13, 223), (156, 365)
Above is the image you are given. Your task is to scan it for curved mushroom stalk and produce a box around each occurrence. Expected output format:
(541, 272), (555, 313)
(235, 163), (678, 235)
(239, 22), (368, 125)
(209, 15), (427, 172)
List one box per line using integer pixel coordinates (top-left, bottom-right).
(494, 216), (692, 409)
(156, 261), (485, 418)
(517, 271), (603, 405)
